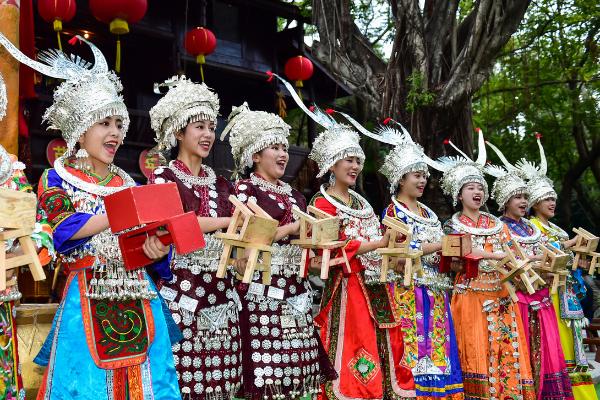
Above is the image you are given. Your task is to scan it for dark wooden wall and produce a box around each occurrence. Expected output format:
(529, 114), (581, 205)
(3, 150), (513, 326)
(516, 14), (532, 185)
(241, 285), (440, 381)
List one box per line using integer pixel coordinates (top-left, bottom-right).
(26, 0), (348, 187)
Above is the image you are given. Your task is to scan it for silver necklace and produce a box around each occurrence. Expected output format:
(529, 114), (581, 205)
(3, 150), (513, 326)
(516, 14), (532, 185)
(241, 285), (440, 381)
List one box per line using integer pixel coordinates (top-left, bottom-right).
(391, 197), (439, 226)
(168, 161), (216, 187)
(450, 212), (503, 236)
(250, 173), (292, 196)
(537, 219), (569, 241)
(320, 184), (374, 218)
(54, 156), (135, 196)
(508, 218), (542, 244)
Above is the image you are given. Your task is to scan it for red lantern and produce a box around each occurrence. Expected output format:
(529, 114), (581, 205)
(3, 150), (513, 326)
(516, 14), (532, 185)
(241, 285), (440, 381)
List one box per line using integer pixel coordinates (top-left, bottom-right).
(184, 27), (217, 82)
(284, 56), (314, 88)
(38, 0), (76, 51)
(89, 0), (148, 73)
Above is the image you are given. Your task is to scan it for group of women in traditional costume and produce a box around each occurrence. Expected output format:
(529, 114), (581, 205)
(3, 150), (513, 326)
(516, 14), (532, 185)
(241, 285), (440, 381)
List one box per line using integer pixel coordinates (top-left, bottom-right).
(0, 32), (597, 400)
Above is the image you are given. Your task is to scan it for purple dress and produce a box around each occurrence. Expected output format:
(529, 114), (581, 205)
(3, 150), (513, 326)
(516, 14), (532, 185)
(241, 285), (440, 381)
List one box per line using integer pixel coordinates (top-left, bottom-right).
(150, 160), (243, 399)
(234, 173), (336, 400)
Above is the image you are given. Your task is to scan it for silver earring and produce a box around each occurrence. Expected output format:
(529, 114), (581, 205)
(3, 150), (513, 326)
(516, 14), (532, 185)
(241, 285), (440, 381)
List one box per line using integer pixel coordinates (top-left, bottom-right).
(328, 174), (336, 187)
(75, 148), (89, 158)
(75, 148), (91, 171)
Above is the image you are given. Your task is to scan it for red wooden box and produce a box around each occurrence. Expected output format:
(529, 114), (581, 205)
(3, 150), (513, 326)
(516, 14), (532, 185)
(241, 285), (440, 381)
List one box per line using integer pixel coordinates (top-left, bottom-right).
(105, 183), (184, 233)
(105, 184), (204, 270)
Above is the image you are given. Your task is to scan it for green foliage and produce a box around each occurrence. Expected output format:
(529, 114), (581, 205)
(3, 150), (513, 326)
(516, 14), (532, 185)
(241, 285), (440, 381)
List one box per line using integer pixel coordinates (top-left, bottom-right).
(280, 0), (394, 59)
(406, 72), (436, 113)
(472, 0), (600, 228)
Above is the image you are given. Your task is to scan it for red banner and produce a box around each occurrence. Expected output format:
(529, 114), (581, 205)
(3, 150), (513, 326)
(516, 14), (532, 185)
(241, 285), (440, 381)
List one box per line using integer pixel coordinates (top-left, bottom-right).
(138, 149), (160, 179)
(46, 138), (68, 165)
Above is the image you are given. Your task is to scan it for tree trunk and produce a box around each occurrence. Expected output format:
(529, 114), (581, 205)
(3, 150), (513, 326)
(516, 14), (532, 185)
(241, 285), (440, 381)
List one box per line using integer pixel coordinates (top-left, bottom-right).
(310, 0), (530, 215)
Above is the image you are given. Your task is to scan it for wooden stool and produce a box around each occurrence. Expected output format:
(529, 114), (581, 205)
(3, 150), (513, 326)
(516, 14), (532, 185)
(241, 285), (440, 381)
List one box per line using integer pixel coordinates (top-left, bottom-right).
(215, 195), (278, 285)
(572, 227), (599, 271)
(0, 188), (46, 291)
(291, 206), (346, 279)
(536, 244), (570, 294)
(376, 216), (422, 285)
(494, 243), (545, 301)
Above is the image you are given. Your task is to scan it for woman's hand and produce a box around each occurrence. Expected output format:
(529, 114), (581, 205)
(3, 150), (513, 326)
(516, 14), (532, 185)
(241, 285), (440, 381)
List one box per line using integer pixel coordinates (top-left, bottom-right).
(274, 221), (300, 242)
(394, 258), (406, 273)
(450, 257), (464, 272)
(379, 231), (391, 248)
(233, 258), (248, 275)
(563, 237), (577, 249)
(142, 232), (170, 260)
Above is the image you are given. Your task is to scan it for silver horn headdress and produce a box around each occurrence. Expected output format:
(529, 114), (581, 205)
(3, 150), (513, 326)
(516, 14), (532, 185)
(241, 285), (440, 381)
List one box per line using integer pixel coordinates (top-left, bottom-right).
(0, 33), (129, 155)
(515, 134), (556, 206)
(336, 115), (434, 193)
(220, 102), (290, 175)
(484, 141), (528, 211)
(427, 128), (489, 206)
(270, 73), (365, 177)
(150, 75), (220, 152)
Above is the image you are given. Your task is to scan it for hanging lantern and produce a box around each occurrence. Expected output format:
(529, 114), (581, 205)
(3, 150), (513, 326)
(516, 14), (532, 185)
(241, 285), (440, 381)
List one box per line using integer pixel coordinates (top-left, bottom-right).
(284, 56), (314, 89)
(184, 27), (217, 83)
(89, 0), (148, 73)
(38, 0), (76, 51)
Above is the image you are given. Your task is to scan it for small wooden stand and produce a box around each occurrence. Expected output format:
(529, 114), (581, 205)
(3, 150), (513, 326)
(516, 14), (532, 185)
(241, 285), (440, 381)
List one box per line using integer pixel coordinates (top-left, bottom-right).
(376, 216), (423, 285)
(291, 206), (345, 279)
(0, 188), (46, 291)
(536, 244), (570, 294)
(440, 234), (479, 279)
(494, 243), (545, 301)
(442, 234), (472, 257)
(572, 227), (600, 272)
(215, 195), (278, 284)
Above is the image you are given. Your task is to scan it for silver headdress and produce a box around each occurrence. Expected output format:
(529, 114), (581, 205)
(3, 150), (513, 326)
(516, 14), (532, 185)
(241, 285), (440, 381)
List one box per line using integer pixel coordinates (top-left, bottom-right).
(427, 129), (488, 206)
(270, 73), (365, 177)
(0, 72), (6, 121)
(0, 33), (129, 155)
(484, 141), (528, 211)
(220, 102), (290, 173)
(338, 115), (431, 193)
(150, 75), (219, 152)
(515, 134), (556, 206)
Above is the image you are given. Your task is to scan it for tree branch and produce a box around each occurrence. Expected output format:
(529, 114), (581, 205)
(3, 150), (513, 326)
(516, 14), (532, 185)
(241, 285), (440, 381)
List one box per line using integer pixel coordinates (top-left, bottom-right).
(435, 0), (531, 108)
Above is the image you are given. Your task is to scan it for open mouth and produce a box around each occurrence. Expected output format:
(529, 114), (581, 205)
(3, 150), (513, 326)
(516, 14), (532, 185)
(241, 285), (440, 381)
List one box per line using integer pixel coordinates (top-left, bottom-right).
(417, 186), (425, 192)
(472, 194), (482, 204)
(103, 140), (118, 155)
(198, 140), (211, 151)
(276, 159), (287, 169)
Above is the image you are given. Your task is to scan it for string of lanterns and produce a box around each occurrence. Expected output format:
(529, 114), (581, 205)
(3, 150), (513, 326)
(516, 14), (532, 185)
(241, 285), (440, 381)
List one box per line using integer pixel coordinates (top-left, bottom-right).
(35, 2), (315, 91)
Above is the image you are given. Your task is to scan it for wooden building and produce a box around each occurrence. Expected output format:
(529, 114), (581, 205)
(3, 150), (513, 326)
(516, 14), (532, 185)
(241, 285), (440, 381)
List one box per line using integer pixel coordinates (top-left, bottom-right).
(27, 0), (350, 186)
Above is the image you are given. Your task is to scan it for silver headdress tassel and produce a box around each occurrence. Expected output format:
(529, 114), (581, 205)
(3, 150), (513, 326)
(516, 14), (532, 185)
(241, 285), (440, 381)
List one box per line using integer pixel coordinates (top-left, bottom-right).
(0, 33), (129, 155)
(484, 141), (528, 211)
(338, 115), (433, 193)
(426, 128), (488, 206)
(220, 102), (290, 175)
(0, 72), (6, 121)
(150, 75), (219, 152)
(269, 72), (365, 177)
(515, 133), (556, 207)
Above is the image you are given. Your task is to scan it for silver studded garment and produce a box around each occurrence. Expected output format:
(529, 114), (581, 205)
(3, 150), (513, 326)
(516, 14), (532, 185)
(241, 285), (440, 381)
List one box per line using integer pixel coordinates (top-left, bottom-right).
(150, 162), (243, 399)
(443, 213), (536, 398)
(234, 176), (337, 400)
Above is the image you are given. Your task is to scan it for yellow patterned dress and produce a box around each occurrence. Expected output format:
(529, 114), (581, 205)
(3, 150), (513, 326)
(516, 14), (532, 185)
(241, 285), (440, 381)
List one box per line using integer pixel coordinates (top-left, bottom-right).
(530, 217), (598, 400)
